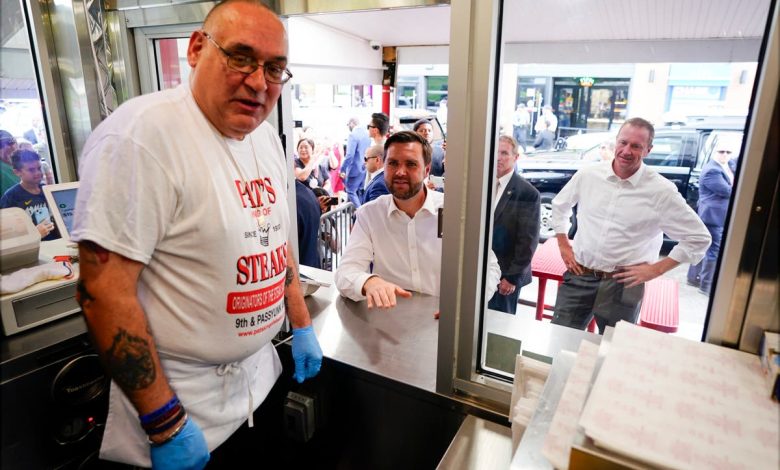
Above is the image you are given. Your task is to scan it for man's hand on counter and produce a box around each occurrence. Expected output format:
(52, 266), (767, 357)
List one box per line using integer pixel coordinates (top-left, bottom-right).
(362, 276), (412, 309)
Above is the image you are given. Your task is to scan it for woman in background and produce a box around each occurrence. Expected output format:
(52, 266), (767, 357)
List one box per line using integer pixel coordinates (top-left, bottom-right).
(294, 138), (330, 190)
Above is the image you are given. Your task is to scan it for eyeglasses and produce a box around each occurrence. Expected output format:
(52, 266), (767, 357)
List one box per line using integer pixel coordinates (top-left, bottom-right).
(367, 125), (377, 130)
(201, 31), (292, 85)
(716, 150), (732, 154)
(364, 155), (379, 162)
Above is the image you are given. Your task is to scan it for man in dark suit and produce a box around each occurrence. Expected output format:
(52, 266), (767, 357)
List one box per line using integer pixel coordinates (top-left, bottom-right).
(360, 144), (389, 204)
(532, 119), (555, 150)
(687, 143), (735, 295)
(488, 135), (541, 314)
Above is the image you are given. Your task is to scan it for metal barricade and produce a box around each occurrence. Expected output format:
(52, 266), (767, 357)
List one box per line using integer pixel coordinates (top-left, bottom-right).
(318, 202), (355, 271)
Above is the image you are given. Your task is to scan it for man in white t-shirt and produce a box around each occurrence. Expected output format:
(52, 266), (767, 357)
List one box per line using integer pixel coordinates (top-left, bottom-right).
(72, 2), (322, 469)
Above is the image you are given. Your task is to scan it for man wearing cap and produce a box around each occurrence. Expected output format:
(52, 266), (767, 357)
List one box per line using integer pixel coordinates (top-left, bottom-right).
(72, 2), (322, 469)
(0, 130), (19, 195)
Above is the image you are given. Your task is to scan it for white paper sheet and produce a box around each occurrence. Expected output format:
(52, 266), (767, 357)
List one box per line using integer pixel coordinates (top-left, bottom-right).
(541, 340), (600, 470)
(579, 322), (779, 470)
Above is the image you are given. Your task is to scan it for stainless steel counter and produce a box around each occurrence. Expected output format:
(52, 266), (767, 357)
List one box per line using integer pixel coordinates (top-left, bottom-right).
(303, 272), (600, 396)
(305, 282), (440, 393)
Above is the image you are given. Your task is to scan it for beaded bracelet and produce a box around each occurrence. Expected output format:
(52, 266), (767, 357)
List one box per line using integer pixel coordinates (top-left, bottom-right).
(148, 414), (189, 447)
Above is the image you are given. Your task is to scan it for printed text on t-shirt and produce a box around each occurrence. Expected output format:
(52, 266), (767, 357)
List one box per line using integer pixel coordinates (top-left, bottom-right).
(234, 178), (277, 208)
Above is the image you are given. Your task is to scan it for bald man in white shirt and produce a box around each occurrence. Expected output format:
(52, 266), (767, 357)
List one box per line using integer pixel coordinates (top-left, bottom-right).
(550, 117), (710, 334)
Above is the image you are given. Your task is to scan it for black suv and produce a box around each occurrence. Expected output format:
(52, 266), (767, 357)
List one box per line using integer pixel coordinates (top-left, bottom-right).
(517, 117), (746, 239)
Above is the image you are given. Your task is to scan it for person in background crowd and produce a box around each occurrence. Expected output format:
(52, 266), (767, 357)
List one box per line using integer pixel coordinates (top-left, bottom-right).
(488, 136), (540, 315)
(17, 139), (35, 151)
(294, 138), (329, 190)
(23, 116), (45, 145)
(368, 112), (389, 146)
(71, 2), (322, 468)
(413, 118), (445, 178)
(533, 120), (555, 151)
(325, 139), (344, 195)
(550, 117), (710, 334)
(0, 149), (59, 240)
(512, 104), (531, 152)
(535, 104), (558, 133)
(687, 142), (736, 295)
(341, 117), (371, 208)
(312, 187), (340, 270)
(360, 144), (389, 205)
(0, 130), (19, 195)
(295, 180), (322, 269)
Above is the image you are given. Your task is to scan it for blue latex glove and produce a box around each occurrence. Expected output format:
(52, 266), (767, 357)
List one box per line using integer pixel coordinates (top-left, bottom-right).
(150, 417), (210, 470)
(291, 325), (323, 383)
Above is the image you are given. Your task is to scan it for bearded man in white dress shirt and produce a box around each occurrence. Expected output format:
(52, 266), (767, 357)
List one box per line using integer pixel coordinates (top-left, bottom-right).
(335, 130), (499, 310)
(335, 130), (443, 308)
(550, 117), (711, 334)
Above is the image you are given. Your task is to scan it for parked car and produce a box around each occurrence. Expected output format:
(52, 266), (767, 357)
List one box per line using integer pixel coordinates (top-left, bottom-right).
(518, 118), (746, 240)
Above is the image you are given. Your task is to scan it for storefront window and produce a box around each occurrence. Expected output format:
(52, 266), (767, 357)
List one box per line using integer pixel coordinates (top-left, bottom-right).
(0, 0), (56, 186)
(473, 0), (768, 381)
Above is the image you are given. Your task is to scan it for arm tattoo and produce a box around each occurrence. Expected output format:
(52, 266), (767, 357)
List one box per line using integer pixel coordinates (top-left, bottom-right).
(285, 264), (295, 288)
(284, 262), (297, 311)
(75, 280), (95, 309)
(105, 328), (156, 391)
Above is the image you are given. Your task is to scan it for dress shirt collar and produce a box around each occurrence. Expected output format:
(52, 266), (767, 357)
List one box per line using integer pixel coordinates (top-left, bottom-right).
(497, 171), (513, 191)
(367, 168), (383, 182)
(605, 161), (646, 187)
(387, 186), (438, 218)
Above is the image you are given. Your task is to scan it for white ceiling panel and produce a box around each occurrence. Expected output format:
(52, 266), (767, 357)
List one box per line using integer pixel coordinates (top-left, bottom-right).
(295, 0), (772, 46)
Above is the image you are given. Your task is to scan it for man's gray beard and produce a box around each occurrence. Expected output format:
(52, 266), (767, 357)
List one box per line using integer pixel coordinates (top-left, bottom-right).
(391, 180), (423, 200)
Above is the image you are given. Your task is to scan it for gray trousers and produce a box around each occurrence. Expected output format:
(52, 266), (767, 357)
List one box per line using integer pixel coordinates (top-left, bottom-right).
(551, 271), (645, 334)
